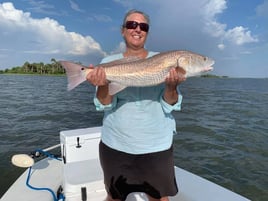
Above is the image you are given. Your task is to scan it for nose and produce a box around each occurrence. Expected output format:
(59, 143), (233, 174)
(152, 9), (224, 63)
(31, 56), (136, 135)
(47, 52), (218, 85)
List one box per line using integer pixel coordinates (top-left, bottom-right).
(134, 25), (141, 32)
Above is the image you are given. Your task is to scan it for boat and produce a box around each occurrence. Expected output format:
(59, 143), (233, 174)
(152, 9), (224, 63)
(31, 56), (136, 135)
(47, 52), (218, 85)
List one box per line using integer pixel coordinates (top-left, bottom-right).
(1, 126), (251, 201)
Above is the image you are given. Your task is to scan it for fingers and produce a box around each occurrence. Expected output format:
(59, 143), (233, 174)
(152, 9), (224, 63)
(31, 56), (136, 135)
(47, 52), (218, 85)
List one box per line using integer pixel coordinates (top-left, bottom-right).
(86, 67), (108, 86)
(166, 68), (186, 86)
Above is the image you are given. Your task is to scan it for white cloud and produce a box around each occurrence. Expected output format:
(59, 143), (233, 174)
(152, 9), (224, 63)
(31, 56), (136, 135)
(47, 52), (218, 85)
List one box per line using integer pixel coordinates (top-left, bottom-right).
(0, 2), (105, 67)
(203, 0), (258, 46)
(225, 26), (258, 45)
(203, 0), (227, 18)
(26, 0), (60, 15)
(69, 0), (84, 13)
(218, 43), (225, 50)
(202, 0), (227, 38)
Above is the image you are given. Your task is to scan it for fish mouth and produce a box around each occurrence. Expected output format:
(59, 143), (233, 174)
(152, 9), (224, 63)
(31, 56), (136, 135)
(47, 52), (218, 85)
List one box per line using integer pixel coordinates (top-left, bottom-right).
(207, 66), (214, 71)
(201, 65), (213, 73)
(210, 59), (215, 66)
(203, 59), (214, 71)
(206, 59), (215, 68)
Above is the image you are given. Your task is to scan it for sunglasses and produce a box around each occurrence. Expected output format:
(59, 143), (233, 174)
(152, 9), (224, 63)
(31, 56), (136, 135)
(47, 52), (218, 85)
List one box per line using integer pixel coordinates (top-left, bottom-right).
(124, 21), (149, 32)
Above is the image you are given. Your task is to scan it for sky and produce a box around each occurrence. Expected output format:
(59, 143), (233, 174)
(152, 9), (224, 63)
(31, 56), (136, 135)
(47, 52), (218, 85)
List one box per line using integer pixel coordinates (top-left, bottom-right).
(0, 0), (267, 78)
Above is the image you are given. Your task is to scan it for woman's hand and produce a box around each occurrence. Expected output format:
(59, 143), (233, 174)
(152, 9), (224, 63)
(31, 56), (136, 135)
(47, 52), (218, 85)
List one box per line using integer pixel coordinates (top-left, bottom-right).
(86, 65), (113, 105)
(86, 65), (108, 86)
(163, 67), (186, 105)
(165, 67), (186, 88)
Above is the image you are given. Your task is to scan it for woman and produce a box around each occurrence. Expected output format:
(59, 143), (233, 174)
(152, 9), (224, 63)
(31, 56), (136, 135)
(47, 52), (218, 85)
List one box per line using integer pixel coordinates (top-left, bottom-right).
(87, 9), (186, 201)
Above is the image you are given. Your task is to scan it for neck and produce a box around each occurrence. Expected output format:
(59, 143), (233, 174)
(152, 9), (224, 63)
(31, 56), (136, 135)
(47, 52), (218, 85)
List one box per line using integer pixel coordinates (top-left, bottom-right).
(123, 48), (148, 58)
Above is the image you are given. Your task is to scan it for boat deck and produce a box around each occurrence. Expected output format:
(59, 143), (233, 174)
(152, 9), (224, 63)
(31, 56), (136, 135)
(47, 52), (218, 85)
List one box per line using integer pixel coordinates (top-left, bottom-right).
(1, 127), (251, 201)
(1, 157), (251, 201)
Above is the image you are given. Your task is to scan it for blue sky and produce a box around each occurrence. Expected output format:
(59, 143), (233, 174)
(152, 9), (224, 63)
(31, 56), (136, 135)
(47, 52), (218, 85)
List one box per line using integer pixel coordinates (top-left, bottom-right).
(0, 0), (267, 78)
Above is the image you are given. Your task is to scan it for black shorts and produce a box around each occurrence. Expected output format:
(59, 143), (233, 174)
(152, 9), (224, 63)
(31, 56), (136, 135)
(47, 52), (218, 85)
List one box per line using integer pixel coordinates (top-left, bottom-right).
(99, 141), (178, 201)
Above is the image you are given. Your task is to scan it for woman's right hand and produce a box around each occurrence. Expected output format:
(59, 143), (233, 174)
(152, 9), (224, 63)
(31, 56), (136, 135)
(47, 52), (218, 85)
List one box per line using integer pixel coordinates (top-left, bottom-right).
(86, 66), (108, 86)
(87, 65), (113, 105)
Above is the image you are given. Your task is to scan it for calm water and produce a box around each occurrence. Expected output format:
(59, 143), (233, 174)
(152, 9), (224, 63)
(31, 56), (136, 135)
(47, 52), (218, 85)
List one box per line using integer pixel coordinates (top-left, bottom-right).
(0, 74), (267, 201)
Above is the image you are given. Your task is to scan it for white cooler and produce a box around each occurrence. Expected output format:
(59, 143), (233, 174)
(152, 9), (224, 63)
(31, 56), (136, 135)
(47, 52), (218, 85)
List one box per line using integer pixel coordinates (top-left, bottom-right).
(60, 127), (105, 201)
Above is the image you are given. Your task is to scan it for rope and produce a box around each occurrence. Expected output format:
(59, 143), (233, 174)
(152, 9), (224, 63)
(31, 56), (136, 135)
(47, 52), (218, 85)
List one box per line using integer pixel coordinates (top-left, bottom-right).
(34, 149), (62, 161)
(26, 149), (65, 201)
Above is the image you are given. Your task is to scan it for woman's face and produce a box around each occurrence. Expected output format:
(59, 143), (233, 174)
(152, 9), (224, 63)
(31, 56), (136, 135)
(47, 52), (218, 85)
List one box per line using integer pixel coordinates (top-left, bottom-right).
(122, 13), (148, 50)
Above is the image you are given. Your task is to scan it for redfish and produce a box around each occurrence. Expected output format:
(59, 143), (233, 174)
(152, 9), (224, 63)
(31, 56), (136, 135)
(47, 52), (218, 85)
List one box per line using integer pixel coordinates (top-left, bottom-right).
(60, 50), (214, 95)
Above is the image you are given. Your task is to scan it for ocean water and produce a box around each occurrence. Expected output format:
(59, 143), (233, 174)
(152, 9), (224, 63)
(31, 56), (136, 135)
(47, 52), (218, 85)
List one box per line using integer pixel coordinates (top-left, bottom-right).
(0, 74), (267, 201)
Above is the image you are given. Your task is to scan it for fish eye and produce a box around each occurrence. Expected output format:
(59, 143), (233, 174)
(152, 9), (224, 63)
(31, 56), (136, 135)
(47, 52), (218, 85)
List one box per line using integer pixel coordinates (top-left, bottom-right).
(203, 57), (207, 61)
(81, 68), (84, 70)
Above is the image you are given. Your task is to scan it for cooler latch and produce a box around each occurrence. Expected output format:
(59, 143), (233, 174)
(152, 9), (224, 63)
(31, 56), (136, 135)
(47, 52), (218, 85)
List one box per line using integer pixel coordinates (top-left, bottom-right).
(76, 137), (82, 148)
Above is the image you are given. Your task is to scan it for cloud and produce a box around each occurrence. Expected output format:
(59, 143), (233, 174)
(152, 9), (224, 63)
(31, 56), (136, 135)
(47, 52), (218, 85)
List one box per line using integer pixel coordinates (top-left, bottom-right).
(203, 0), (258, 46)
(26, 0), (63, 16)
(0, 2), (105, 67)
(218, 43), (225, 50)
(203, 0), (227, 20)
(202, 0), (227, 37)
(69, 0), (84, 13)
(87, 14), (112, 23)
(224, 26), (258, 45)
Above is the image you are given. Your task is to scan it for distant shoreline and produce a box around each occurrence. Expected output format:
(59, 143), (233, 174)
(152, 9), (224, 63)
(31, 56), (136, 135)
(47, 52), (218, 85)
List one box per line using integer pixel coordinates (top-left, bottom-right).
(0, 59), (65, 75)
(200, 74), (229, 78)
(0, 72), (65, 76)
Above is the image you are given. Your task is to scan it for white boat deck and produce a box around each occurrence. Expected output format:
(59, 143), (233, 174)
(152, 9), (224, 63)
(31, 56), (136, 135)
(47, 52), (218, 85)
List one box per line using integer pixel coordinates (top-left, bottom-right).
(1, 158), (62, 201)
(1, 127), (251, 201)
(1, 157), (251, 201)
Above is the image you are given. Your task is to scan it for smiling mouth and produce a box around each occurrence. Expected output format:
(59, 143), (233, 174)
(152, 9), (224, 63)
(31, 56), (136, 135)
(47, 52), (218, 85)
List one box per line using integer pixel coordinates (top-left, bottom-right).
(133, 35), (141, 39)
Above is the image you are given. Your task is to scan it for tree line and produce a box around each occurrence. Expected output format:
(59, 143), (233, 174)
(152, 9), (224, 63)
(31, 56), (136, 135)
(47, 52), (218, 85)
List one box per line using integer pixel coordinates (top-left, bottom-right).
(0, 58), (65, 75)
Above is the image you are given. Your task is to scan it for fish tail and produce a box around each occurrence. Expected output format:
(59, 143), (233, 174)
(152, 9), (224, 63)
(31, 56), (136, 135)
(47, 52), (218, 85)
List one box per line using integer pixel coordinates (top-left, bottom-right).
(60, 61), (89, 90)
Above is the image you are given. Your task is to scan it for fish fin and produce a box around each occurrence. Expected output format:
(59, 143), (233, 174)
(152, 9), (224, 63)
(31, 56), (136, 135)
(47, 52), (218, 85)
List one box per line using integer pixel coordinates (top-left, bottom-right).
(60, 61), (89, 90)
(108, 82), (127, 95)
(175, 66), (186, 75)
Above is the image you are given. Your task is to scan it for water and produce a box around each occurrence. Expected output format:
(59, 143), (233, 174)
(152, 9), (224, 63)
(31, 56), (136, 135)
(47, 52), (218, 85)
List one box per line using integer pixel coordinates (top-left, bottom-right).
(0, 75), (267, 201)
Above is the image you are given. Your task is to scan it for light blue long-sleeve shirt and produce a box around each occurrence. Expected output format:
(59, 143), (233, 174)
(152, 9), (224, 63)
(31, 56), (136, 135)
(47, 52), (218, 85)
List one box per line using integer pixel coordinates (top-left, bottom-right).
(94, 52), (183, 154)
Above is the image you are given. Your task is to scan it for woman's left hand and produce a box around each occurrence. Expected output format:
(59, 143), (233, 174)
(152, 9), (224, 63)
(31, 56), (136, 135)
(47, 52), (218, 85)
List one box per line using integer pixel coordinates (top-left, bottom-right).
(165, 67), (186, 88)
(163, 67), (186, 105)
